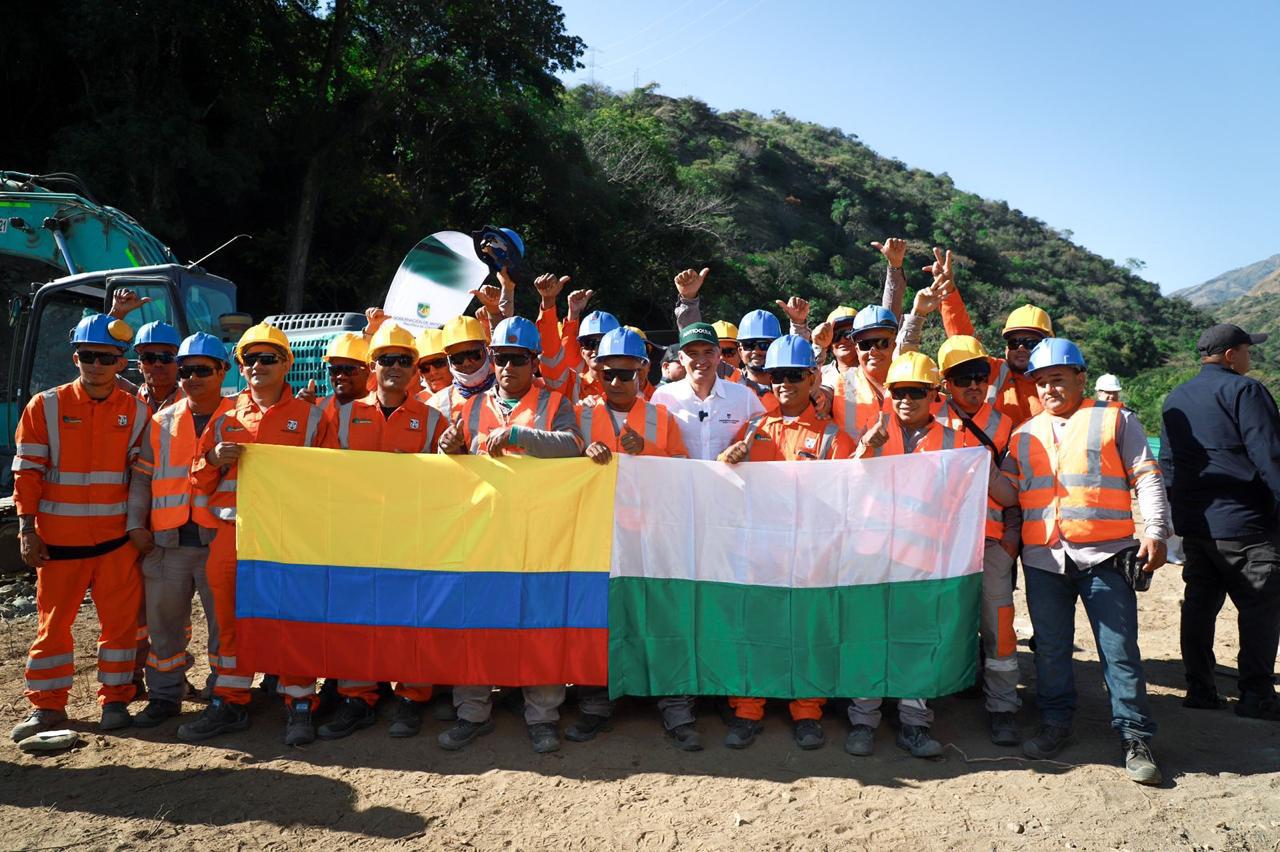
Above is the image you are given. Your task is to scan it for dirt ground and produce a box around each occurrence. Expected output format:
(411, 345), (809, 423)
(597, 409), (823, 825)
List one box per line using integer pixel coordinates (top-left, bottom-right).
(1, 568), (1277, 852)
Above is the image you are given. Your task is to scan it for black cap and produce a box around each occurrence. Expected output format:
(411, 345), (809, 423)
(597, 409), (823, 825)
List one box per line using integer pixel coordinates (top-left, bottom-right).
(661, 343), (681, 363)
(1197, 323), (1268, 356)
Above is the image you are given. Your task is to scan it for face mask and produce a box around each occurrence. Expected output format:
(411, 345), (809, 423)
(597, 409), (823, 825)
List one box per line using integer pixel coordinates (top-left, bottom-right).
(451, 352), (494, 389)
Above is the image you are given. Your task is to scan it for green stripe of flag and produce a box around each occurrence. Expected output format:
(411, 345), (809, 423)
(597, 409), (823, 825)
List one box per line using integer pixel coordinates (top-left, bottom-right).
(607, 574), (980, 700)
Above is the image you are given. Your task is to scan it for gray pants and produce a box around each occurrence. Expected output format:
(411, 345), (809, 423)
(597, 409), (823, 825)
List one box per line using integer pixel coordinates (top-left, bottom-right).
(849, 698), (932, 728)
(577, 689), (696, 730)
(453, 684), (565, 725)
(981, 541), (1021, 712)
(141, 544), (217, 704)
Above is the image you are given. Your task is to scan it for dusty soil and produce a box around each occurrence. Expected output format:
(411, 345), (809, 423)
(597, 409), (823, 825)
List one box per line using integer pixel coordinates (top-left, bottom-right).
(1, 567), (1277, 852)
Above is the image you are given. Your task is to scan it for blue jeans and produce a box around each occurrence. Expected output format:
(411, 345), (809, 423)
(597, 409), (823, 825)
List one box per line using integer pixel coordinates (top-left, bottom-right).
(1023, 559), (1156, 739)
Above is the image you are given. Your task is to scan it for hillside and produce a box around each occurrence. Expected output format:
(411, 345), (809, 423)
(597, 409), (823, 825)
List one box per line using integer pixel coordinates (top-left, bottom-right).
(1172, 253), (1280, 307)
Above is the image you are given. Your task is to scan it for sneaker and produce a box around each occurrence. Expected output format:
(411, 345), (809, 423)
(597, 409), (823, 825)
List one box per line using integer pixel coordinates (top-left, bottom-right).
(387, 697), (425, 738)
(283, 700), (316, 746)
(896, 724), (943, 758)
(437, 718), (496, 751)
(176, 697), (250, 742)
(1022, 723), (1072, 760)
(528, 722), (560, 754)
(132, 700), (181, 729)
(1123, 737), (1163, 785)
(10, 708), (67, 743)
(1235, 693), (1280, 721)
(100, 702), (133, 731)
(565, 712), (610, 743)
(666, 723), (703, 752)
(317, 697), (376, 740)
(844, 724), (875, 756)
(1183, 688), (1225, 710)
(989, 711), (1020, 746)
(793, 719), (825, 750)
(724, 717), (762, 750)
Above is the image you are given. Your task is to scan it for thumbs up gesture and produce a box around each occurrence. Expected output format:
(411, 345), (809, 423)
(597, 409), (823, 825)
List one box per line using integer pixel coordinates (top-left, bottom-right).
(619, 421), (645, 455)
(297, 378), (319, 403)
(860, 413), (890, 450)
(439, 417), (467, 454)
(674, 268), (710, 300)
(718, 440), (751, 465)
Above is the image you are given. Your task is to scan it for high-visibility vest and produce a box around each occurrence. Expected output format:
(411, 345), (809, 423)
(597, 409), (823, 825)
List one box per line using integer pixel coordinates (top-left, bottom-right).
(330, 396), (446, 453)
(576, 400), (687, 458)
(1009, 400), (1139, 546)
(541, 369), (595, 405)
(831, 367), (891, 438)
(138, 397), (234, 530)
(204, 388), (325, 523)
(459, 386), (565, 455)
(984, 356), (1043, 426)
(937, 398), (1012, 540)
(738, 371), (780, 415)
(736, 408), (847, 461)
(137, 382), (184, 415)
(866, 419), (959, 458)
(11, 381), (148, 545)
(427, 384), (466, 421)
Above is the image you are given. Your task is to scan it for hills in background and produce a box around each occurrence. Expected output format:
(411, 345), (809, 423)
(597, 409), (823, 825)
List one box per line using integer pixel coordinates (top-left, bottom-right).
(1172, 254), (1280, 306)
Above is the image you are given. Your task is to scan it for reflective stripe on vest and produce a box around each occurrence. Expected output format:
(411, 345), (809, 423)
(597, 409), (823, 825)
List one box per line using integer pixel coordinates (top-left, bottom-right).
(304, 403), (323, 447)
(817, 421), (839, 459)
(582, 403), (660, 449)
(987, 360), (1010, 406)
(337, 401), (355, 449)
(421, 406), (443, 452)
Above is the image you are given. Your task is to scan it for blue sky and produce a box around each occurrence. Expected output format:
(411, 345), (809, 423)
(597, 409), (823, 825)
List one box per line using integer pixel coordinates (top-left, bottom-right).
(556, 0), (1279, 294)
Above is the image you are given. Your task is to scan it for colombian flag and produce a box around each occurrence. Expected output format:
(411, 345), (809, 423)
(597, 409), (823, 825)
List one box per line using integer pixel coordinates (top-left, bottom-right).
(234, 445), (614, 685)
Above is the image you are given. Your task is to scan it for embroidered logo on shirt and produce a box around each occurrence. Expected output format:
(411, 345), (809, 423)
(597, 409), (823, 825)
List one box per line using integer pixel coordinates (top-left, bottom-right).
(62, 416), (81, 424)
(803, 436), (818, 450)
(753, 432), (771, 442)
(409, 418), (421, 430)
(225, 424), (246, 433)
(352, 417), (373, 425)
(286, 419), (299, 432)
(117, 415), (129, 427)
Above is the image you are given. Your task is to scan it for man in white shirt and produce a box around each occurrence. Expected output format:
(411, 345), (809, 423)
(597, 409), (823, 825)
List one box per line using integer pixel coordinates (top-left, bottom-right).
(651, 322), (766, 461)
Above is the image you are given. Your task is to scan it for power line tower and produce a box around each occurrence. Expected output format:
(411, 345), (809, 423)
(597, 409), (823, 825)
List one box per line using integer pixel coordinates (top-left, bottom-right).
(587, 47), (606, 86)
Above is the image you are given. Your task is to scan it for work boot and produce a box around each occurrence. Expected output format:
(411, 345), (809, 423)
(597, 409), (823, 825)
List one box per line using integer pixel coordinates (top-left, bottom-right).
(896, 724), (943, 758)
(100, 702), (133, 732)
(1123, 737), (1163, 785)
(1022, 723), (1072, 760)
(724, 717), (762, 750)
(989, 711), (1020, 746)
(666, 723), (703, 752)
(565, 713), (610, 743)
(317, 697), (375, 740)
(283, 700), (316, 746)
(387, 697), (425, 738)
(1235, 693), (1280, 721)
(528, 722), (560, 754)
(176, 697), (250, 741)
(793, 719), (825, 750)
(132, 700), (181, 729)
(10, 708), (67, 743)
(1182, 687), (1225, 710)
(844, 724), (875, 756)
(437, 718), (495, 751)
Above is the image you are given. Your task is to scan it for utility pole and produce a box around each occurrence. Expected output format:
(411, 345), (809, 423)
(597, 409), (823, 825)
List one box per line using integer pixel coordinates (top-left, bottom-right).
(587, 47), (605, 86)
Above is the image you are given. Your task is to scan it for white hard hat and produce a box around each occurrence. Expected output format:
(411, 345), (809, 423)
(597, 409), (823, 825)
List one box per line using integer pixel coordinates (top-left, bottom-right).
(1096, 373), (1122, 393)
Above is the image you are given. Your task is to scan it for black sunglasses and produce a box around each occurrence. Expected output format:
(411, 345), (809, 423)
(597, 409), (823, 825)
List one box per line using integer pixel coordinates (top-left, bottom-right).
(447, 348), (485, 367)
(375, 354), (415, 368)
(948, 371), (989, 388)
(241, 352), (281, 366)
(720, 346), (740, 357)
(327, 364), (359, 376)
(139, 351), (176, 365)
(1005, 336), (1043, 351)
(890, 387), (930, 400)
(602, 368), (638, 383)
(77, 350), (120, 365)
(768, 368), (808, 385)
(740, 339), (771, 352)
(178, 365), (217, 379)
(831, 327), (856, 343)
(493, 352), (531, 367)
(578, 335), (603, 350)
(856, 337), (894, 352)
(418, 357), (448, 372)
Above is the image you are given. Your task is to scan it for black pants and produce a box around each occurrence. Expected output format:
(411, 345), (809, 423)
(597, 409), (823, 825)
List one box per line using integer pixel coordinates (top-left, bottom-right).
(1180, 532), (1280, 698)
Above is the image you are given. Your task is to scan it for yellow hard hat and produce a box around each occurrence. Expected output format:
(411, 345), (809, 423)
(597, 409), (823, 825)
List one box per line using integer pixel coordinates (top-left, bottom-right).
(712, 320), (738, 341)
(415, 328), (445, 360)
(624, 325), (649, 342)
(323, 331), (369, 364)
(1002, 304), (1054, 337)
(442, 315), (487, 349)
(368, 322), (418, 361)
(235, 322), (293, 365)
(937, 335), (989, 374)
(885, 351), (941, 387)
(826, 306), (857, 325)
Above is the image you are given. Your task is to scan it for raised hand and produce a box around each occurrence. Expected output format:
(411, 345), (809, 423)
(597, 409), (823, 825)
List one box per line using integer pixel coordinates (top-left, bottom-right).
(566, 289), (595, 321)
(534, 274), (570, 309)
(674, 268), (710, 300)
(870, 238), (907, 269)
(585, 441), (613, 465)
(920, 247), (955, 291)
(812, 321), (834, 350)
(296, 379), (319, 403)
(363, 307), (389, 336)
(775, 296), (811, 326)
(619, 422), (645, 455)
(469, 284), (502, 316)
(860, 414), (890, 450)
(109, 288), (152, 320)
(439, 418), (467, 455)
(911, 276), (949, 317)
(719, 440), (751, 465)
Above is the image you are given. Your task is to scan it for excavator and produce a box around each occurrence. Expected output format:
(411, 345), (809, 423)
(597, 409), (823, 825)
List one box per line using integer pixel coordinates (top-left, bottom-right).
(0, 170), (362, 572)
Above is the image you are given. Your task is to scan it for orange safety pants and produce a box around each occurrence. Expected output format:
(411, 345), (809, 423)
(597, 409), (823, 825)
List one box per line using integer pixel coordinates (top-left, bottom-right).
(24, 543), (141, 710)
(729, 696), (825, 722)
(207, 523), (257, 705)
(338, 681), (433, 706)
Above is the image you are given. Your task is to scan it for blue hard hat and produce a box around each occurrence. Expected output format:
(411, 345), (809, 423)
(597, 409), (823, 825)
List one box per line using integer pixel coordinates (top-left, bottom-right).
(578, 311), (621, 339)
(177, 332), (229, 366)
(738, 309), (783, 341)
(595, 327), (649, 362)
(499, 228), (525, 257)
(491, 316), (541, 353)
(1027, 338), (1086, 374)
(134, 321), (181, 349)
(852, 305), (898, 335)
(763, 334), (817, 371)
(71, 313), (131, 350)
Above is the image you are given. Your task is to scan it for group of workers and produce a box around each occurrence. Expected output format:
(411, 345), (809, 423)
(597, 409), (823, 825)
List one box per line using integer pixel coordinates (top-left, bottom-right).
(9, 235), (1278, 790)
